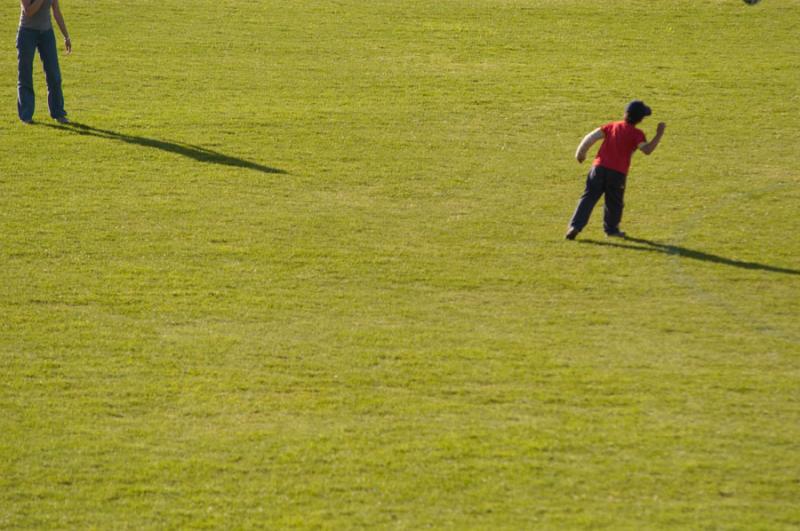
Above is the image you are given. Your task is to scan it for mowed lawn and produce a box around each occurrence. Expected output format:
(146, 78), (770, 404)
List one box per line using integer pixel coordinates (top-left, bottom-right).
(1, 0), (799, 528)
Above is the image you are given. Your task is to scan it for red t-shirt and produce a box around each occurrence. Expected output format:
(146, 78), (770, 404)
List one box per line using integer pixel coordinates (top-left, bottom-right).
(593, 121), (647, 175)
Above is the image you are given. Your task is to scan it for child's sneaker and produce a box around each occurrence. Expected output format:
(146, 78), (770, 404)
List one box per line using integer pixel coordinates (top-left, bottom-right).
(565, 227), (580, 240)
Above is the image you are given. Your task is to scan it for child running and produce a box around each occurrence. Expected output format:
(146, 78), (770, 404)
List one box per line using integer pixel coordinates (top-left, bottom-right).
(565, 100), (665, 240)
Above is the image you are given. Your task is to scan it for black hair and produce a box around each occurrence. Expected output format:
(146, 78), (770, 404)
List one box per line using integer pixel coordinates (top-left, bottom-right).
(625, 112), (644, 125)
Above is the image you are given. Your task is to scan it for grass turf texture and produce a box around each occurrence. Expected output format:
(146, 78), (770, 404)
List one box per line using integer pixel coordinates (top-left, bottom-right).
(2, 0), (799, 528)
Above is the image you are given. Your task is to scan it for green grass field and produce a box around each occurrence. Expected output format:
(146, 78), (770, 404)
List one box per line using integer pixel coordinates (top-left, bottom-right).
(2, 0), (799, 528)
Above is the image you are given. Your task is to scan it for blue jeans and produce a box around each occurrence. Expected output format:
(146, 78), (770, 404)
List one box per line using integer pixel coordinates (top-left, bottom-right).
(16, 27), (66, 121)
(569, 165), (627, 234)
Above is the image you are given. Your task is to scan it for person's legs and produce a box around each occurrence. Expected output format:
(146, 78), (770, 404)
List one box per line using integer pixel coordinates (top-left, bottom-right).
(16, 28), (38, 122)
(38, 29), (66, 120)
(568, 166), (605, 233)
(603, 170), (627, 234)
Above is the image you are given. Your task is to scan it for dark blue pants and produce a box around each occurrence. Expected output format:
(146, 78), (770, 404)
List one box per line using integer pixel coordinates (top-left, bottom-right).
(569, 165), (627, 234)
(16, 27), (66, 122)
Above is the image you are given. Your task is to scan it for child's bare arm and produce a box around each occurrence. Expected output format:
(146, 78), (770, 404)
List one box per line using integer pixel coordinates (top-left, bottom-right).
(576, 128), (604, 163)
(639, 122), (666, 155)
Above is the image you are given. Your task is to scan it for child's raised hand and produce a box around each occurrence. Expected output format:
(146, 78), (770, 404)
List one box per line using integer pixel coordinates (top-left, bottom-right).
(656, 122), (666, 135)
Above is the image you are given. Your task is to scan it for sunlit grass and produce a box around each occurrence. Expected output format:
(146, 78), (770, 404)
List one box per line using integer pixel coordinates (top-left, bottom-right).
(1, 0), (798, 528)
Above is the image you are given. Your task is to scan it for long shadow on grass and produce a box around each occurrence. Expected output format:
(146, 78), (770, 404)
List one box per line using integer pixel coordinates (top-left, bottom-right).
(40, 121), (287, 175)
(579, 236), (800, 276)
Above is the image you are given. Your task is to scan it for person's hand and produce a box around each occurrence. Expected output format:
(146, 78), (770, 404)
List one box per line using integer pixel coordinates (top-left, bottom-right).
(656, 122), (666, 135)
(64, 37), (72, 54)
(576, 153), (585, 164)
